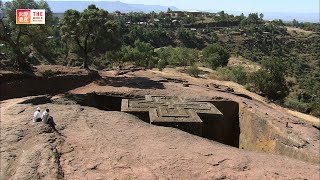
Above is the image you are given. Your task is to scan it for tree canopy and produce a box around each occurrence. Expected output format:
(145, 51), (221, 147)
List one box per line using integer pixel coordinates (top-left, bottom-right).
(60, 5), (120, 68)
(202, 44), (230, 69)
(0, 0), (53, 70)
(250, 58), (289, 101)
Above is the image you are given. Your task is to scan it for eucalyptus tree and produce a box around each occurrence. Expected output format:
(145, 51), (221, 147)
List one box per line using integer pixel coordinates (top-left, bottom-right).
(60, 5), (120, 69)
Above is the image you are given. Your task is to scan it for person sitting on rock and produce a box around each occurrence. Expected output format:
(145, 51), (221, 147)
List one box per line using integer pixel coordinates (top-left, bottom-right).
(33, 107), (42, 122)
(41, 108), (50, 123)
(42, 109), (61, 135)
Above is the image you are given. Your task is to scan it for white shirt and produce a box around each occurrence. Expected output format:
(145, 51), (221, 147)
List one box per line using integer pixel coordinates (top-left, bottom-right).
(33, 111), (41, 122)
(41, 111), (49, 123)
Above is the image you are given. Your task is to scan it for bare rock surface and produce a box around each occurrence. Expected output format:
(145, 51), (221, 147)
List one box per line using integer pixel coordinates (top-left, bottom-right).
(70, 69), (320, 163)
(1, 97), (319, 179)
(1, 66), (319, 179)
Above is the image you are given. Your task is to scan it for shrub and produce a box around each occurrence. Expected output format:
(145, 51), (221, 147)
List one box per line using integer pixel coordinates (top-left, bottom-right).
(156, 47), (199, 67)
(202, 44), (230, 69)
(148, 56), (158, 69)
(169, 47), (198, 66)
(249, 58), (289, 101)
(310, 100), (320, 117)
(229, 66), (248, 85)
(216, 66), (248, 85)
(186, 65), (200, 77)
(122, 40), (154, 68)
(284, 97), (311, 114)
(177, 28), (204, 49)
(157, 59), (167, 71)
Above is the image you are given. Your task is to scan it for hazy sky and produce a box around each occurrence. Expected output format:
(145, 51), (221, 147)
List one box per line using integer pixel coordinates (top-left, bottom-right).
(46, 0), (319, 13)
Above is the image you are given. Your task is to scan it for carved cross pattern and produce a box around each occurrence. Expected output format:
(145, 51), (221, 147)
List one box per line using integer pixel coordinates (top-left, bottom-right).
(121, 95), (223, 124)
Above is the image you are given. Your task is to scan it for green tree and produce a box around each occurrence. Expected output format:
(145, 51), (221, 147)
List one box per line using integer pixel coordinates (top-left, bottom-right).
(177, 28), (203, 49)
(181, 16), (196, 25)
(170, 47), (198, 67)
(156, 46), (199, 67)
(292, 19), (299, 27)
(60, 5), (118, 69)
(240, 13), (245, 20)
(228, 66), (248, 85)
(105, 46), (129, 68)
(259, 13), (264, 20)
(123, 40), (154, 67)
(241, 13), (260, 26)
(218, 11), (226, 21)
(202, 44), (230, 69)
(157, 46), (172, 64)
(126, 26), (173, 47)
(272, 19), (284, 26)
(149, 11), (157, 19)
(250, 58), (289, 101)
(0, 0), (53, 71)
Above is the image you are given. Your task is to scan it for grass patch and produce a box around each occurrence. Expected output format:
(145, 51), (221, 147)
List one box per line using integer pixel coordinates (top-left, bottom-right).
(208, 66), (248, 85)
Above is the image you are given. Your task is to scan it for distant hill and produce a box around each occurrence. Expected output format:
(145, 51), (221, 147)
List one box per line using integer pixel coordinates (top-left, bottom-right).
(47, 1), (178, 13)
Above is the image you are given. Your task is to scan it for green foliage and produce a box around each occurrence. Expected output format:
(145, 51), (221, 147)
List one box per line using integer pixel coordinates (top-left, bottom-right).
(215, 11), (233, 21)
(1, 2), (318, 117)
(122, 40), (154, 67)
(284, 90), (320, 117)
(0, 0), (53, 70)
(214, 66), (248, 85)
(126, 26), (173, 47)
(157, 58), (167, 70)
(211, 32), (219, 43)
(202, 44), (230, 69)
(169, 47), (198, 66)
(271, 19), (285, 26)
(292, 19), (299, 27)
(284, 97), (311, 114)
(105, 47), (128, 67)
(310, 99), (320, 117)
(60, 5), (121, 68)
(177, 28), (204, 49)
(156, 46), (199, 67)
(186, 65), (200, 77)
(240, 13), (262, 27)
(259, 13), (264, 20)
(181, 16), (196, 24)
(249, 58), (289, 101)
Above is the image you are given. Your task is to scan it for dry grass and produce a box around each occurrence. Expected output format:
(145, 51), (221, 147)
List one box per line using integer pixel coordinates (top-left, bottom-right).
(228, 56), (261, 72)
(286, 27), (314, 36)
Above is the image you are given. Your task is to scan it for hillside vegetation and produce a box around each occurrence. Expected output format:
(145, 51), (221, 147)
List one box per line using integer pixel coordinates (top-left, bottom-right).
(0, 0), (319, 117)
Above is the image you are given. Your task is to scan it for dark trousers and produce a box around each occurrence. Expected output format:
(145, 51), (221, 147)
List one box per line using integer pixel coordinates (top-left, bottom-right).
(47, 117), (57, 131)
(36, 118), (42, 122)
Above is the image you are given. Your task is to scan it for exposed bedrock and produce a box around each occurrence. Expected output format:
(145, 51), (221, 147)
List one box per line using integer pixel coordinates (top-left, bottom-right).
(0, 72), (99, 101)
(63, 93), (319, 164)
(239, 106), (319, 164)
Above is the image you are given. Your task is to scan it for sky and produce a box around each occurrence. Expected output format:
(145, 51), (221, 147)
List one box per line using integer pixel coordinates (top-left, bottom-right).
(45, 0), (320, 13)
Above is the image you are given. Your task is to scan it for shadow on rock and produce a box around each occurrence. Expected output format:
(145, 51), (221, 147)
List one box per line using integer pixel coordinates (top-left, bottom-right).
(96, 76), (165, 89)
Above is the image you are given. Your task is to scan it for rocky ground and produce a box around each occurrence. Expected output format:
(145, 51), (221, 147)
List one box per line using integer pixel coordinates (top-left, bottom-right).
(1, 66), (319, 179)
(1, 96), (319, 179)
